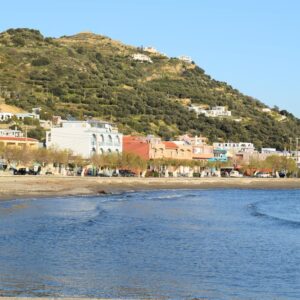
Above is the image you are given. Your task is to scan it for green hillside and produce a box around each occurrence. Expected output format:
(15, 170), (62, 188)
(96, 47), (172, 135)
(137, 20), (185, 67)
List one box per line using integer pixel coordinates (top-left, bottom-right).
(0, 28), (298, 149)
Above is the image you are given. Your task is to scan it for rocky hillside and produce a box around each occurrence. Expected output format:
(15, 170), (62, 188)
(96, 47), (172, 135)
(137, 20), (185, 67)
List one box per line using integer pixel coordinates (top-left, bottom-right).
(0, 28), (299, 149)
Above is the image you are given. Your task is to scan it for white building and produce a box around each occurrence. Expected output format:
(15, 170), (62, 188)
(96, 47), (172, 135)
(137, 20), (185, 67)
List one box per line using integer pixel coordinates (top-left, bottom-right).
(46, 120), (123, 158)
(132, 53), (153, 63)
(0, 108), (40, 122)
(261, 148), (277, 154)
(178, 55), (193, 64)
(190, 105), (232, 118)
(0, 129), (23, 137)
(39, 120), (52, 130)
(207, 106), (232, 117)
(16, 112), (40, 120)
(178, 134), (208, 146)
(143, 46), (158, 54)
(213, 142), (255, 153)
(188, 105), (207, 115)
(0, 112), (13, 121)
(262, 108), (272, 113)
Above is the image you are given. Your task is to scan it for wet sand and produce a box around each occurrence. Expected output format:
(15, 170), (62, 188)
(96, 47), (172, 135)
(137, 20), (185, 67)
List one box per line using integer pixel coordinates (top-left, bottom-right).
(0, 176), (300, 201)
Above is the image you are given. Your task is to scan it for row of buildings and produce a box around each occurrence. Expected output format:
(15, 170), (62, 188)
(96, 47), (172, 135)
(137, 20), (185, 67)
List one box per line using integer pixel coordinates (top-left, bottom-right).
(0, 114), (298, 167)
(0, 120), (295, 164)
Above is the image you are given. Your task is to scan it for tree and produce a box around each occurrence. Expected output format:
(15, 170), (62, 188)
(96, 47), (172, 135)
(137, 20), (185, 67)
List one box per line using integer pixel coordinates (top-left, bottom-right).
(27, 126), (46, 141)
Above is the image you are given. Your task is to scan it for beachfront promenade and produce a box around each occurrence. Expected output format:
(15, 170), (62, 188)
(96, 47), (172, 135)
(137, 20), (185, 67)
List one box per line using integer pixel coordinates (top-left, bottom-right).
(1, 176), (300, 201)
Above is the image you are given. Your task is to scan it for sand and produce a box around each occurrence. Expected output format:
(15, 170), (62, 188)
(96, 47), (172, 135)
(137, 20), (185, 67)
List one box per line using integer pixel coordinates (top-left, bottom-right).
(0, 176), (300, 201)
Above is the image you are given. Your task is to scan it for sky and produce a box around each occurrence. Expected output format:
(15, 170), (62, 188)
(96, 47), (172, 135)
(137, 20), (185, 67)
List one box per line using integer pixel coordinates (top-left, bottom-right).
(1, 0), (299, 115)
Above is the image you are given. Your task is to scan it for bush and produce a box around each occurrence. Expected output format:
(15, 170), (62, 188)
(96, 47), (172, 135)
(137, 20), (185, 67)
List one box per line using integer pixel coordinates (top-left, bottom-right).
(12, 36), (25, 47)
(27, 126), (45, 141)
(32, 57), (50, 66)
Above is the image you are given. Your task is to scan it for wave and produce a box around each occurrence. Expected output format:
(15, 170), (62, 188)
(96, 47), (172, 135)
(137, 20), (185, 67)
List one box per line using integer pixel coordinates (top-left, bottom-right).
(248, 201), (300, 228)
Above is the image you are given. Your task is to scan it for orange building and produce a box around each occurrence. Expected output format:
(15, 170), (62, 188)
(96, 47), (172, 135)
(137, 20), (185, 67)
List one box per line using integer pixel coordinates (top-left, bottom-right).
(122, 136), (150, 160)
(123, 136), (193, 160)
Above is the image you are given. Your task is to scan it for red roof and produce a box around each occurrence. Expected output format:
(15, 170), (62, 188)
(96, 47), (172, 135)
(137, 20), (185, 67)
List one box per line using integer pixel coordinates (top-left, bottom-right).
(0, 136), (38, 142)
(163, 141), (178, 149)
(123, 135), (150, 160)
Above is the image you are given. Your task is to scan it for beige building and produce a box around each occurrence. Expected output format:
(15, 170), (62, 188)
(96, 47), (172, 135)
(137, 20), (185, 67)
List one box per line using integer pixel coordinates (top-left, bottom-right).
(150, 140), (193, 160)
(178, 134), (214, 160)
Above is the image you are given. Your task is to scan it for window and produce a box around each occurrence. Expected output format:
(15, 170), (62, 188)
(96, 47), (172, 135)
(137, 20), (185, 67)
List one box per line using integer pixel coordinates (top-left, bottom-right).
(91, 134), (97, 146)
(91, 147), (96, 155)
(99, 134), (104, 144)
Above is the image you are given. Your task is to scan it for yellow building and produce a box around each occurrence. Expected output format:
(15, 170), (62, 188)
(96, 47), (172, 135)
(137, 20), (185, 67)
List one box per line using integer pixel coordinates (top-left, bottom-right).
(0, 136), (39, 149)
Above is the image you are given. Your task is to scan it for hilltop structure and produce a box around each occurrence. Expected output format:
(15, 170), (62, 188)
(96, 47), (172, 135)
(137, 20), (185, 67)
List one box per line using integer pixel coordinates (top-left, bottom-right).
(178, 55), (193, 64)
(131, 53), (153, 63)
(189, 105), (232, 118)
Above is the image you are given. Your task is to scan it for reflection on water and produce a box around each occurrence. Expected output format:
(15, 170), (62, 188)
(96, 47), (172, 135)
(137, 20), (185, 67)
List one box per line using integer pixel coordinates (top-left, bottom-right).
(0, 189), (300, 299)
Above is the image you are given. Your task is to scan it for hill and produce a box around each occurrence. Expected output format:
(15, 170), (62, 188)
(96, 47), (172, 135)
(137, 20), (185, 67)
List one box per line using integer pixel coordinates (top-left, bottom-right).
(0, 28), (299, 149)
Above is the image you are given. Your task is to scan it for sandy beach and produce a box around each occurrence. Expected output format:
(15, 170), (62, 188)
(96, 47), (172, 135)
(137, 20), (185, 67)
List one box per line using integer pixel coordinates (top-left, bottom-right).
(0, 176), (300, 201)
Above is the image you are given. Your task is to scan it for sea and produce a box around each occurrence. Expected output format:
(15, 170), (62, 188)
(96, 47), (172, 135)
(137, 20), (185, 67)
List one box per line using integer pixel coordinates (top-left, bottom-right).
(0, 189), (299, 300)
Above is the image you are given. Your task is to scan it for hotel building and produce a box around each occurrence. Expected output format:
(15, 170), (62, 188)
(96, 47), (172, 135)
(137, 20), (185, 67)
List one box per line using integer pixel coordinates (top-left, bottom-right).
(46, 120), (123, 157)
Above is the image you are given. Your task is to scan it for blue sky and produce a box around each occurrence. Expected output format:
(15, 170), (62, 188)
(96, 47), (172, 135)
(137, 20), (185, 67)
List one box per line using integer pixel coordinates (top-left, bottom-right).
(1, 0), (299, 115)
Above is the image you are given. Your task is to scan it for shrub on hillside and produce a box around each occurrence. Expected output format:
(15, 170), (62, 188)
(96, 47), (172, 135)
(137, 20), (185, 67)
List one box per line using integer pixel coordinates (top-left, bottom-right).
(32, 57), (50, 66)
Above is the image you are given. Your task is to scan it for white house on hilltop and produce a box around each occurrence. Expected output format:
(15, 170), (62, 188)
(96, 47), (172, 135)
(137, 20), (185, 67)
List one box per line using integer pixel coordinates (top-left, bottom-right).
(132, 53), (153, 63)
(262, 108), (272, 113)
(15, 112), (40, 120)
(178, 55), (193, 64)
(0, 108), (40, 121)
(46, 120), (123, 158)
(143, 46), (158, 54)
(189, 105), (232, 118)
(0, 112), (13, 121)
(208, 106), (232, 117)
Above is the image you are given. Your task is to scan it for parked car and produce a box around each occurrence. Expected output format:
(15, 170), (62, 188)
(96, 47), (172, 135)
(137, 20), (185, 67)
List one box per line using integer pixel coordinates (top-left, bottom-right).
(97, 173), (111, 177)
(229, 170), (243, 178)
(255, 172), (272, 178)
(13, 168), (28, 175)
(27, 169), (40, 175)
(118, 169), (136, 177)
(279, 171), (286, 178)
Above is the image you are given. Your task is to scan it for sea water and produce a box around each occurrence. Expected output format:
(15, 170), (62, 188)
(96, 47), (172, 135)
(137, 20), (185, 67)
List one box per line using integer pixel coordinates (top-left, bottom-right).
(0, 189), (299, 299)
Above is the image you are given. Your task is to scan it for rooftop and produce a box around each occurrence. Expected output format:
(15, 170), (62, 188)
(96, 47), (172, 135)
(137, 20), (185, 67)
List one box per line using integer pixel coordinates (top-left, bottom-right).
(0, 136), (38, 142)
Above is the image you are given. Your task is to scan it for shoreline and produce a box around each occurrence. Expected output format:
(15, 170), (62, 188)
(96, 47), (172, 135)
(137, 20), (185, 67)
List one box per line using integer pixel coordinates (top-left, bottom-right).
(1, 176), (300, 201)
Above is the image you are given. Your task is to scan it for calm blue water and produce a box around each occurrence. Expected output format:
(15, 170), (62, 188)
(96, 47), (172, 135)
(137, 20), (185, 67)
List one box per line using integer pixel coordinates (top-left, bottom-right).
(0, 189), (299, 299)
